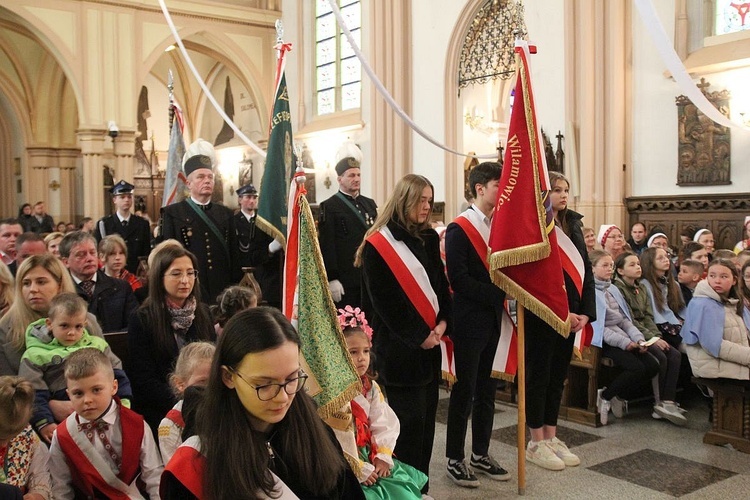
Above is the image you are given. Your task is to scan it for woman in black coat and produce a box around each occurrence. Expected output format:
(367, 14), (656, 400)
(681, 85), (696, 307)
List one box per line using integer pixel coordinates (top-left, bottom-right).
(356, 174), (451, 495)
(126, 244), (214, 433)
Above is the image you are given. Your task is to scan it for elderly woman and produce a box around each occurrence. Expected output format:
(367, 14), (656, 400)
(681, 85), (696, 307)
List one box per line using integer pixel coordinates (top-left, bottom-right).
(598, 224), (626, 260)
(0, 254), (103, 379)
(127, 244), (215, 432)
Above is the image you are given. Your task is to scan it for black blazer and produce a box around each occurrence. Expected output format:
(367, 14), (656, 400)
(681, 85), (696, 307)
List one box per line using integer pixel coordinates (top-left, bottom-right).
(75, 270), (138, 333)
(318, 193), (377, 308)
(161, 200), (236, 303)
(94, 214), (152, 274)
(445, 210), (505, 340)
(361, 220), (452, 386)
(233, 212), (281, 308)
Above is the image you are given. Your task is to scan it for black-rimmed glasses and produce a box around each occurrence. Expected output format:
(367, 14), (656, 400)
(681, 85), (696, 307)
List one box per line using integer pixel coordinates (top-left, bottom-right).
(230, 368), (308, 401)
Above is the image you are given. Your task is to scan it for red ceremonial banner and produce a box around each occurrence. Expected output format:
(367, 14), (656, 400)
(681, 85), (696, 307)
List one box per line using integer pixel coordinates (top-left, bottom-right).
(488, 42), (570, 337)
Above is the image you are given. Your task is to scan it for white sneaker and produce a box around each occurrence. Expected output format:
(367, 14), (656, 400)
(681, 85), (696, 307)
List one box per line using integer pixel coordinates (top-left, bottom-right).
(546, 437), (580, 467)
(610, 396), (627, 418)
(526, 440), (565, 471)
(656, 401), (688, 426)
(598, 391), (610, 425)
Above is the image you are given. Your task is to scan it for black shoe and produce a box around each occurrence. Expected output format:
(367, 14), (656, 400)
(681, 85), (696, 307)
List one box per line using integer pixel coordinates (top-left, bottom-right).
(446, 460), (480, 488)
(470, 455), (511, 481)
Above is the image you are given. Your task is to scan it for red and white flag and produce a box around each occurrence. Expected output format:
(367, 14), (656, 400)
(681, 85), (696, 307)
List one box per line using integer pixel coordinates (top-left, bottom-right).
(488, 41), (570, 337)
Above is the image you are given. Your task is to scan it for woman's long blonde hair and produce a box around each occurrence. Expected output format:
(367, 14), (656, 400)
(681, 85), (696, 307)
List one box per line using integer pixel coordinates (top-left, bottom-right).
(0, 261), (14, 315)
(4, 254), (75, 349)
(354, 174), (434, 267)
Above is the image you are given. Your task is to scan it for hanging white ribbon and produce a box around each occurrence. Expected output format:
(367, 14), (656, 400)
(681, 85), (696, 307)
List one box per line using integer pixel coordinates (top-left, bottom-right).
(633, 0), (746, 132)
(326, 0), (498, 159)
(158, 0), (268, 157)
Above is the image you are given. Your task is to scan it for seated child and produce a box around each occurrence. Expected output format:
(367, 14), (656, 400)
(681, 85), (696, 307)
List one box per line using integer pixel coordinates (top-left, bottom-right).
(0, 376), (52, 499)
(158, 341), (214, 463)
(640, 247), (685, 348)
(334, 306), (427, 498)
(590, 251), (660, 425)
(18, 293), (132, 443)
(210, 285), (258, 336)
(682, 259), (750, 380)
(680, 241), (708, 275)
(678, 259), (703, 308)
(48, 348), (163, 498)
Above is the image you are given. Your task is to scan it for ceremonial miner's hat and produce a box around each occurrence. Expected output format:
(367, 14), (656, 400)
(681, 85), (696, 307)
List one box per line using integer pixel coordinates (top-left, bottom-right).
(335, 157), (361, 176)
(182, 139), (217, 176)
(110, 180), (134, 196)
(236, 184), (258, 197)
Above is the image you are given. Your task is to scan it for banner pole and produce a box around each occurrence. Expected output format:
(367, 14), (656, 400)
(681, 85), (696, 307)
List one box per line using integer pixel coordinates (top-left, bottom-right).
(517, 303), (526, 495)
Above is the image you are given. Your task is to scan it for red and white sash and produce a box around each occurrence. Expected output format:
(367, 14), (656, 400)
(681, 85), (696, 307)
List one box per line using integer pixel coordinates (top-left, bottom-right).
(367, 227), (455, 380)
(554, 226), (593, 356)
(56, 406), (145, 499)
(163, 436), (300, 499)
(455, 209), (518, 380)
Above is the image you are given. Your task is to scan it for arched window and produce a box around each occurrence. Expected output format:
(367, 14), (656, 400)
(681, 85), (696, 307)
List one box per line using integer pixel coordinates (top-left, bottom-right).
(315, 0), (361, 116)
(715, 0), (750, 35)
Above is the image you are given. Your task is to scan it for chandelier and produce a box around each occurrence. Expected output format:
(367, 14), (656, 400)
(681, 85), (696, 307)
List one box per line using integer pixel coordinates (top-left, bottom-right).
(458, 0), (526, 93)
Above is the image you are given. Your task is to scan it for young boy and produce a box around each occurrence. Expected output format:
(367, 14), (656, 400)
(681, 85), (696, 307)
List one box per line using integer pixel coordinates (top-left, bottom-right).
(677, 259), (703, 307)
(48, 348), (163, 499)
(18, 293), (131, 443)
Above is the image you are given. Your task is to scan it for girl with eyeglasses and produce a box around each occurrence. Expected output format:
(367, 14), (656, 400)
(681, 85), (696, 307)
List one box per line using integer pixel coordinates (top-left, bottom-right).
(127, 244), (215, 434)
(161, 307), (364, 500)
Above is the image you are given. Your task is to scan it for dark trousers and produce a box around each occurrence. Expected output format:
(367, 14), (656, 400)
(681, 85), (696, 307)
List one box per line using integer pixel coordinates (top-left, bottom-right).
(647, 344), (681, 401)
(446, 331), (500, 460)
(525, 313), (576, 429)
(384, 377), (439, 493)
(601, 343), (660, 401)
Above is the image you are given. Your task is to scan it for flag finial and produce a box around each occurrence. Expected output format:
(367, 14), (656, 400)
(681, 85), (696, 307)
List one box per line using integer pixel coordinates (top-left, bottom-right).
(275, 19), (284, 44)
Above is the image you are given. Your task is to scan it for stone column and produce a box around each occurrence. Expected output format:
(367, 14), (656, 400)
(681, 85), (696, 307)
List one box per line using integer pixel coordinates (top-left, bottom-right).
(77, 129), (107, 220)
(113, 129), (137, 183)
(367, 0), (412, 205)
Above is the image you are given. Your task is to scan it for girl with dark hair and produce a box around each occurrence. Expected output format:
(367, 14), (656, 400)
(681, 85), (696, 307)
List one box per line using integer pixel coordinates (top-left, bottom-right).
(524, 172), (595, 470)
(640, 247), (685, 347)
(355, 174), (451, 493)
(161, 307), (364, 500)
(126, 245), (214, 432)
(682, 259), (750, 380)
(17, 204), (32, 232)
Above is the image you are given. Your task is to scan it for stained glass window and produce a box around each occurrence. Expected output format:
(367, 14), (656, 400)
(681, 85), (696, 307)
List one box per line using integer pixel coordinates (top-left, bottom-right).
(315, 0), (361, 115)
(715, 0), (750, 34)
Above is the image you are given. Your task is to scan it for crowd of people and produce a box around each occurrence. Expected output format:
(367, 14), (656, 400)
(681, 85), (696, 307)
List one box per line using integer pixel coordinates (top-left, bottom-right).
(2, 140), (750, 498)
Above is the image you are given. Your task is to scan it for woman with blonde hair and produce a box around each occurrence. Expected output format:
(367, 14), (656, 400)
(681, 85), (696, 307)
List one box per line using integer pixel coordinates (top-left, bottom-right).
(43, 232), (64, 258)
(98, 234), (143, 294)
(0, 254), (103, 377)
(355, 173), (451, 496)
(0, 261), (13, 318)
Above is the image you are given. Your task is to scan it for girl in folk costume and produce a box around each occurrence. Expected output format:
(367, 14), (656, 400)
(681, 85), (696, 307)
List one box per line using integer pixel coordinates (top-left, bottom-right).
(681, 259), (750, 380)
(0, 376), (51, 499)
(335, 306), (427, 498)
(160, 307), (364, 500)
(525, 172), (595, 471)
(355, 174), (452, 495)
(158, 341), (215, 463)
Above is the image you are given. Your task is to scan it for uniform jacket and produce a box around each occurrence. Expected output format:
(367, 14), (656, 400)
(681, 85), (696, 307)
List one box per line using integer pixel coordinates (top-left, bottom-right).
(233, 212), (281, 308)
(75, 270), (138, 333)
(445, 208), (504, 340)
(318, 192), (377, 308)
(161, 200), (236, 303)
(94, 214), (152, 274)
(361, 220), (452, 386)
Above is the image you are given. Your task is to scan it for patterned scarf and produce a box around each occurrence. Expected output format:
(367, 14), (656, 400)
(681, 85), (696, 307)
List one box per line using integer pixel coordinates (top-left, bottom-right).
(1, 425), (36, 488)
(168, 297), (196, 334)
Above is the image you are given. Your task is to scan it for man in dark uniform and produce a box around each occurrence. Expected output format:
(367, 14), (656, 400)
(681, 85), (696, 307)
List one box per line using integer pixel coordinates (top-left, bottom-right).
(161, 139), (235, 303)
(94, 180), (152, 274)
(318, 157), (377, 309)
(233, 183), (282, 308)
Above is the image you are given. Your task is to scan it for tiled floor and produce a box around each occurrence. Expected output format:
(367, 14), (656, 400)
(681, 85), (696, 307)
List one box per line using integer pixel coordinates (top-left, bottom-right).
(426, 389), (750, 499)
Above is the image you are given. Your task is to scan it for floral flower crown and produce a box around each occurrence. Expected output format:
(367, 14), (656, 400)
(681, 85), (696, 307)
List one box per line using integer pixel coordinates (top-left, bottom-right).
(337, 305), (373, 340)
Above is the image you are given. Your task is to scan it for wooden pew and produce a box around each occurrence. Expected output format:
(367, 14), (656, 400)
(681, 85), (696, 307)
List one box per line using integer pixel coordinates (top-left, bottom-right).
(693, 377), (750, 453)
(559, 346), (604, 427)
(103, 331), (129, 368)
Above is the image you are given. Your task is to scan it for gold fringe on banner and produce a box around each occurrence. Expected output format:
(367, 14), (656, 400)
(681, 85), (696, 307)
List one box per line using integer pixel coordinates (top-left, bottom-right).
(491, 370), (517, 383)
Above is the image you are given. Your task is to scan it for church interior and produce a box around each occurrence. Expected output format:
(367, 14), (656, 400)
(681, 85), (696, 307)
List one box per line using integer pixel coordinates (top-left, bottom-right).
(3, 0), (750, 497)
